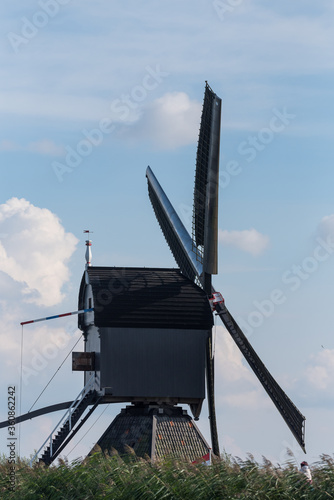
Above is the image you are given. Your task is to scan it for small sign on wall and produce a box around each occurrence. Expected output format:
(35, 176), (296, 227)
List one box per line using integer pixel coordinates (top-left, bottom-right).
(72, 352), (95, 371)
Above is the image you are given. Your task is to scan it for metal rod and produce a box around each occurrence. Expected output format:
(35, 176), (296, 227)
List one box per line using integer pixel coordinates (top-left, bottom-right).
(21, 308), (94, 326)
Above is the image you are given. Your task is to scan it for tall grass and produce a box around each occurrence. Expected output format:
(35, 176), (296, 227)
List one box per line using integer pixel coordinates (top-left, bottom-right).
(0, 450), (333, 499)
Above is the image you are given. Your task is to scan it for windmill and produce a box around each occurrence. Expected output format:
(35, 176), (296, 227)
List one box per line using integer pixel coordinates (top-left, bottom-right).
(1, 82), (305, 465)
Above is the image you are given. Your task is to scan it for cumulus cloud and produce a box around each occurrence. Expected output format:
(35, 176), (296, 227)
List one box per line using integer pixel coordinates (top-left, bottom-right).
(0, 200), (80, 456)
(305, 349), (334, 392)
(0, 140), (18, 151)
(222, 389), (272, 409)
(215, 325), (254, 384)
(286, 347), (334, 409)
(0, 139), (64, 156)
(218, 228), (270, 256)
(0, 198), (78, 306)
(214, 326), (271, 410)
(124, 92), (202, 149)
(317, 214), (334, 239)
(27, 140), (65, 156)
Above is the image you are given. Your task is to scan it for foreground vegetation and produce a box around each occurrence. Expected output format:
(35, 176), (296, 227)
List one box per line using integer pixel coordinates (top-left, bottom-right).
(0, 450), (333, 499)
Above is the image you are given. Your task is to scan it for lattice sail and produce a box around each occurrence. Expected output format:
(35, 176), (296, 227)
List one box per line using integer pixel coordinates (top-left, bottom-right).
(192, 82), (222, 275)
(146, 166), (203, 283)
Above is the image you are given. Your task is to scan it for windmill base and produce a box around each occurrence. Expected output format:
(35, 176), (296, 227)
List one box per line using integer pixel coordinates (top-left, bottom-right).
(92, 404), (211, 462)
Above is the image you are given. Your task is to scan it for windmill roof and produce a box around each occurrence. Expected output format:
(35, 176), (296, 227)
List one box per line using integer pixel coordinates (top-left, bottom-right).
(94, 405), (210, 461)
(78, 267), (213, 330)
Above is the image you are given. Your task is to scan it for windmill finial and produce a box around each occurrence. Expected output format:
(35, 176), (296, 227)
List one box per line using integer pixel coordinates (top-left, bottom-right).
(85, 239), (92, 269)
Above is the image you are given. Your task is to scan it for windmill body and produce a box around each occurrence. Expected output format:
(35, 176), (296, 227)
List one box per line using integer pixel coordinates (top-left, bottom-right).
(77, 267), (212, 419)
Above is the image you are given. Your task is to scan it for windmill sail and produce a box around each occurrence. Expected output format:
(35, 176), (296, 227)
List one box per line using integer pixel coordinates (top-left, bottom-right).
(147, 82), (306, 454)
(193, 82), (221, 276)
(216, 303), (306, 451)
(146, 166), (203, 283)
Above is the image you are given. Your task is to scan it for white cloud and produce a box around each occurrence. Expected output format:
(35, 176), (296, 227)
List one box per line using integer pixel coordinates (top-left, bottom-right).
(0, 140), (18, 151)
(221, 434), (245, 458)
(0, 2), (333, 140)
(0, 197), (81, 457)
(214, 326), (271, 410)
(27, 140), (65, 156)
(0, 297), (83, 458)
(0, 91), (110, 123)
(0, 139), (64, 156)
(305, 349), (334, 392)
(214, 325), (254, 384)
(286, 348), (334, 409)
(0, 198), (78, 306)
(123, 92), (202, 149)
(222, 389), (271, 410)
(317, 214), (334, 239)
(218, 228), (270, 256)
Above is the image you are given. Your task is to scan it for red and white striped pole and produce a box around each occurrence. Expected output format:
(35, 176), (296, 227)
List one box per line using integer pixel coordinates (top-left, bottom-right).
(20, 308), (94, 326)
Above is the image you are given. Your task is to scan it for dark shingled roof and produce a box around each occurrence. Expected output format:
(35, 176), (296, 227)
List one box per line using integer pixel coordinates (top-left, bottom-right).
(78, 267), (213, 330)
(94, 405), (210, 462)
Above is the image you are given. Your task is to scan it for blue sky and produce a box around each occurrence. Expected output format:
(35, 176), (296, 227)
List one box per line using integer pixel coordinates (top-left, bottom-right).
(1, 0), (334, 465)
